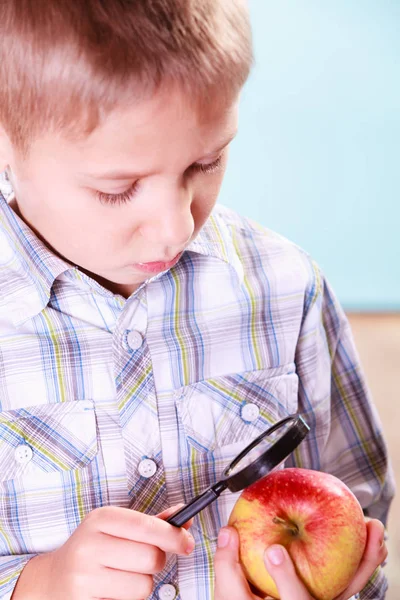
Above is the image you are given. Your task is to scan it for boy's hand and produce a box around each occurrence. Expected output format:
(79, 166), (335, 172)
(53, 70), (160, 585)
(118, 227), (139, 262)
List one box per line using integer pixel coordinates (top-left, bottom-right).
(214, 519), (387, 600)
(12, 504), (194, 600)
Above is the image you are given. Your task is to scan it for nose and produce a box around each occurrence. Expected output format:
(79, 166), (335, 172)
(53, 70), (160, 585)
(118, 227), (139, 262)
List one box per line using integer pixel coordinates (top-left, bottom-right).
(140, 187), (195, 252)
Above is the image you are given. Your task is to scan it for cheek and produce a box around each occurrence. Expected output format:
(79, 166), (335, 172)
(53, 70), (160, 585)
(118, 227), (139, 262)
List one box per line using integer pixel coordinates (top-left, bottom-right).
(192, 170), (226, 230)
(191, 193), (215, 233)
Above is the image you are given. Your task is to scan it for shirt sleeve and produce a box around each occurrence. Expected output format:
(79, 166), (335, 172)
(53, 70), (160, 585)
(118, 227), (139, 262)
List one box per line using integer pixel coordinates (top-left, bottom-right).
(0, 554), (35, 600)
(287, 261), (396, 600)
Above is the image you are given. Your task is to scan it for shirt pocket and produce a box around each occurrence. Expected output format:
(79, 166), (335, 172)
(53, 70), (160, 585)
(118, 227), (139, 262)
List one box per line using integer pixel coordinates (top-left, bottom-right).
(174, 364), (299, 541)
(0, 400), (100, 553)
(0, 400), (97, 481)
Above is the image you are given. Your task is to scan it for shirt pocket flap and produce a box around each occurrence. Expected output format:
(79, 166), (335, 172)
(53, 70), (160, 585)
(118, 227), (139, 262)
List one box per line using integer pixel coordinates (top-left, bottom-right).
(174, 364), (299, 452)
(0, 400), (98, 482)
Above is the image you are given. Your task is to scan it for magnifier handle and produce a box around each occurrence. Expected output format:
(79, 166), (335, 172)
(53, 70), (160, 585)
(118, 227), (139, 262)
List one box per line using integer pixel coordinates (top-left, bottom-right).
(167, 486), (224, 527)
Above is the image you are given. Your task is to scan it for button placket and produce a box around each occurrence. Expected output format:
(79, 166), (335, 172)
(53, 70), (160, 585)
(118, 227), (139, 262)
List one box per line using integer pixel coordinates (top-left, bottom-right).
(115, 289), (179, 596)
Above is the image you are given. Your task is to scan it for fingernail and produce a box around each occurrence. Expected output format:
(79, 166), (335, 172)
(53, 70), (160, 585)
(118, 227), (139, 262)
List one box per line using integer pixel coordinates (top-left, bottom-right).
(265, 545), (285, 566)
(186, 533), (195, 554)
(217, 528), (230, 549)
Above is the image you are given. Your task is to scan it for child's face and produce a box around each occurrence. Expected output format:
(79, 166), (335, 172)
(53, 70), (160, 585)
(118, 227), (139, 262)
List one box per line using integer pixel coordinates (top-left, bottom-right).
(5, 87), (239, 296)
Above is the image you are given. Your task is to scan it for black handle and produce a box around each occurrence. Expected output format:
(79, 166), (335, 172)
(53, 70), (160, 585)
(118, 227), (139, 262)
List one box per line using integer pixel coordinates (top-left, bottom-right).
(167, 485), (225, 527)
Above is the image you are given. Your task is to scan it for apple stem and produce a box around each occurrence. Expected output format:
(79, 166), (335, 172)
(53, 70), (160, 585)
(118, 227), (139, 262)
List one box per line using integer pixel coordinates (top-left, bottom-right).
(272, 516), (300, 537)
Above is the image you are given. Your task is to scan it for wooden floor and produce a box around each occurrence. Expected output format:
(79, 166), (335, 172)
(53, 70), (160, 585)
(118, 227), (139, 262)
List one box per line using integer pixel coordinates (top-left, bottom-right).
(347, 314), (400, 599)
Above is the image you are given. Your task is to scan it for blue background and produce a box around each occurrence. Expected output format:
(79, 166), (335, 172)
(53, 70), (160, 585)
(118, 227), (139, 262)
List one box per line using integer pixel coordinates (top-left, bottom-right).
(219, 0), (399, 310)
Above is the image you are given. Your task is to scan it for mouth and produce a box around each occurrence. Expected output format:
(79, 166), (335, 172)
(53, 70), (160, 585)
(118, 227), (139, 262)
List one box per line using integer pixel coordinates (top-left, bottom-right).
(132, 252), (184, 274)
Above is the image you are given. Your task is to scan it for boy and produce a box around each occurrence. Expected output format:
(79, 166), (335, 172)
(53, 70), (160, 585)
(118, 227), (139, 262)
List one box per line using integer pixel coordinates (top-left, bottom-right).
(0, 1), (394, 599)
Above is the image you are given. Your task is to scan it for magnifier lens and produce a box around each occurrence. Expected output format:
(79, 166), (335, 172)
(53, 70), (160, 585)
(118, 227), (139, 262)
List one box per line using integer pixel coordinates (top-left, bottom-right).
(225, 418), (295, 476)
(167, 414), (309, 527)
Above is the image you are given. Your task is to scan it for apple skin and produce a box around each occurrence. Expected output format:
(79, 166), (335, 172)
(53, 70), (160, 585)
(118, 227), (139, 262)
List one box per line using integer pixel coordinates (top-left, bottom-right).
(228, 468), (367, 600)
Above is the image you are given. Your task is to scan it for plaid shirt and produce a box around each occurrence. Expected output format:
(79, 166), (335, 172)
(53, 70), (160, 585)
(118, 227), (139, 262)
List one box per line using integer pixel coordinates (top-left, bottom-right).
(0, 191), (394, 600)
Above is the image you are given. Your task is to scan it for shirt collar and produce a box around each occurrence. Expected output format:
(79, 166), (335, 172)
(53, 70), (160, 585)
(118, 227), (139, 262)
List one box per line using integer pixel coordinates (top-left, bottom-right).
(0, 192), (71, 326)
(186, 207), (244, 282)
(0, 192), (243, 327)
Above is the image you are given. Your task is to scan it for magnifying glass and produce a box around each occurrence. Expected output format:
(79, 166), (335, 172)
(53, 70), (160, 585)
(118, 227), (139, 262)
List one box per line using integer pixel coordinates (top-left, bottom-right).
(167, 413), (309, 527)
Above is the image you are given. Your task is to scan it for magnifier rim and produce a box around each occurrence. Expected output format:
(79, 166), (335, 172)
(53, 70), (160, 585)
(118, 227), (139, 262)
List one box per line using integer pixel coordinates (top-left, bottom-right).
(221, 414), (309, 492)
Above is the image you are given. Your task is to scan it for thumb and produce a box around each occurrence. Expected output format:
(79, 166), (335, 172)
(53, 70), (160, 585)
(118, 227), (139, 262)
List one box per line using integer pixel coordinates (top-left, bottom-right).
(264, 545), (312, 600)
(214, 527), (259, 600)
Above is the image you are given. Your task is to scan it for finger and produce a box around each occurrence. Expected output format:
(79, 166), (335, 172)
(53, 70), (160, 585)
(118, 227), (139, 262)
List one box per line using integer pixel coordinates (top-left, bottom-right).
(336, 519), (388, 600)
(94, 532), (166, 574)
(93, 568), (153, 600)
(264, 545), (313, 600)
(214, 527), (262, 600)
(156, 504), (194, 530)
(85, 506), (195, 556)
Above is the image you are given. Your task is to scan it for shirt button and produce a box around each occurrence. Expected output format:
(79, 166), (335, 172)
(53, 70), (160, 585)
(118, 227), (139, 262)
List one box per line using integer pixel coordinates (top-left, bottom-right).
(126, 330), (143, 351)
(138, 458), (157, 478)
(14, 444), (33, 465)
(241, 403), (260, 423)
(158, 584), (177, 600)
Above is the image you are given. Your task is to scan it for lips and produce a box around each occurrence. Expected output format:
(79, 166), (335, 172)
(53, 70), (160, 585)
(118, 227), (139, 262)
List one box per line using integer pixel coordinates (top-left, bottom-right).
(132, 252), (183, 274)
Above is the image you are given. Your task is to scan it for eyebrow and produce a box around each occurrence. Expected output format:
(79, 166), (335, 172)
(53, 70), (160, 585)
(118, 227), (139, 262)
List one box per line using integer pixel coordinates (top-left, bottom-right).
(82, 131), (237, 181)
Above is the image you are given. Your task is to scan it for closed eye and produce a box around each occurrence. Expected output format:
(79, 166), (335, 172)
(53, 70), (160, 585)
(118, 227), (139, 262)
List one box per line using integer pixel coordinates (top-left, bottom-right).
(95, 154), (223, 206)
(190, 155), (223, 175)
(96, 181), (139, 205)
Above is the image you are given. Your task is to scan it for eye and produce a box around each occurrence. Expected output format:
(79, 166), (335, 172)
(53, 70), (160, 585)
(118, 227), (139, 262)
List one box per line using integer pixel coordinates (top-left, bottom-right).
(191, 155), (223, 175)
(94, 154), (223, 205)
(95, 181), (139, 205)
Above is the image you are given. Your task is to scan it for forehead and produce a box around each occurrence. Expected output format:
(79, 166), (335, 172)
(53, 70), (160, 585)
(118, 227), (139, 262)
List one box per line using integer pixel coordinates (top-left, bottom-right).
(27, 86), (240, 174)
(85, 87), (238, 161)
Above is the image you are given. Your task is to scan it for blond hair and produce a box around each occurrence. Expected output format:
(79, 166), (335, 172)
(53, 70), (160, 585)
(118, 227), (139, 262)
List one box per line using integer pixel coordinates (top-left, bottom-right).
(0, 0), (253, 153)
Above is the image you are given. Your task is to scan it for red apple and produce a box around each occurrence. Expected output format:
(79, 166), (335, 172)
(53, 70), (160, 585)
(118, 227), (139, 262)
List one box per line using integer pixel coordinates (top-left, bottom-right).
(228, 468), (367, 600)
